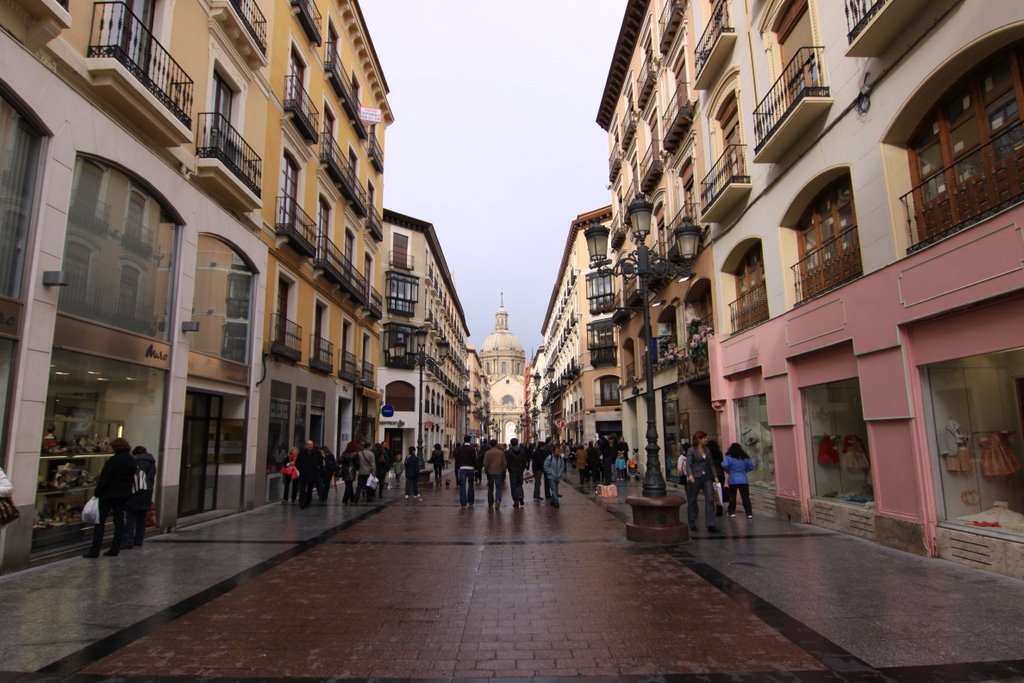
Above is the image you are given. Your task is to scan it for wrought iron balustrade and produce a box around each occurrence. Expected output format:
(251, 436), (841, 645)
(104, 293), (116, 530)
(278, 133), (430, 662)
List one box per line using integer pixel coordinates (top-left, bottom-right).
(753, 47), (829, 150)
(792, 226), (862, 303)
(197, 112), (262, 196)
(729, 282), (768, 333)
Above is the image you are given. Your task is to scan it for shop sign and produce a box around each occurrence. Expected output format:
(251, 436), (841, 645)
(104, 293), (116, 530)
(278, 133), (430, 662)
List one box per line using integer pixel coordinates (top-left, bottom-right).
(338, 383), (353, 399)
(187, 351), (249, 385)
(424, 421), (434, 429)
(380, 419), (406, 427)
(54, 315), (171, 370)
(359, 106), (382, 123)
(381, 405), (395, 417)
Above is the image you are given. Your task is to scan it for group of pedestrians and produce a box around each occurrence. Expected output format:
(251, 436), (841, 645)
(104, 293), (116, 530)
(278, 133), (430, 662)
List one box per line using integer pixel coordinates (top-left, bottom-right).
(80, 438), (156, 558)
(453, 436), (568, 509)
(680, 431), (756, 532)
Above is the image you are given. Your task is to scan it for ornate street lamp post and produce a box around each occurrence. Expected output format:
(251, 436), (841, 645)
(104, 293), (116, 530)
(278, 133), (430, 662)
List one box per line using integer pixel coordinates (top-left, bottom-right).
(585, 197), (700, 541)
(390, 327), (449, 459)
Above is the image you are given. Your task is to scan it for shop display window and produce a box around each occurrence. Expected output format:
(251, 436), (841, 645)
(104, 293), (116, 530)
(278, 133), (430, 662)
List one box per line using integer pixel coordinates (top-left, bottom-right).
(662, 387), (681, 482)
(191, 236), (253, 364)
(925, 349), (1024, 535)
(803, 378), (872, 504)
(734, 395), (774, 489)
(60, 157), (177, 340)
(35, 350), (165, 550)
(0, 96), (41, 299)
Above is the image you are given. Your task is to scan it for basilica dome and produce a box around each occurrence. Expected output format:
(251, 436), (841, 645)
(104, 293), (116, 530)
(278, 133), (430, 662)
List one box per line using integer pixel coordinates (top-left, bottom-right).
(480, 305), (523, 354)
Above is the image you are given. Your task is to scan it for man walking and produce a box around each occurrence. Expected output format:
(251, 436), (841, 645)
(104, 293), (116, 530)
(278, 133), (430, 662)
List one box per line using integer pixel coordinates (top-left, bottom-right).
(544, 445), (567, 508)
(296, 439), (321, 509)
(483, 439), (507, 509)
(531, 439), (550, 501)
(357, 442), (376, 503)
(454, 436), (477, 508)
(505, 438), (528, 508)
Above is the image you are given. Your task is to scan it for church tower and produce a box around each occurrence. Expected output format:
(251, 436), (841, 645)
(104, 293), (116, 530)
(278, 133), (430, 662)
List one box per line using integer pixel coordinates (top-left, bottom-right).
(479, 296), (527, 443)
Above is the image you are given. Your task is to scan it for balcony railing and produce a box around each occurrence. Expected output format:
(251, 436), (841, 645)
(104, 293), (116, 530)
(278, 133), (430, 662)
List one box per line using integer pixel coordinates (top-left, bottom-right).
(289, 0), (321, 45)
(283, 74), (319, 143)
(339, 254), (367, 304)
(622, 110), (638, 148)
(366, 205), (384, 242)
(365, 286), (383, 320)
(753, 47), (830, 160)
(338, 350), (358, 381)
(360, 360), (375, 387)
(319, 132), (345, 184)
(271, 313), (302, 361)
(228, 0), (266, 54)
(368, 134), (384, 172)
(336, 162), (366, 216)
(590, 346), (617, 367)
(901, 120), (1024, 252)
(609, 149), (622, 182)
(729, 282), (769, 333)
(659, 0), (688, 53)
(59, 286), (156, 337)
(589, 293), (616, 316)
(314, 233), (345, 286)
(88, 2), (193, 128)
(701, 144), (750, 214)
(275, 196), (317, 258)
(196, 112), (262, 197)
(694, 0), (734, 88)
(846, 0), (886, 43)
(389, 250), (414, 270)
(121, 221), (153, 257)
(662, 82), (695, 154)
(792, 226), (863, 303)
(640, 137), (664, 193)
(310, 335), (333, 374)
(636, 51), (657, 110)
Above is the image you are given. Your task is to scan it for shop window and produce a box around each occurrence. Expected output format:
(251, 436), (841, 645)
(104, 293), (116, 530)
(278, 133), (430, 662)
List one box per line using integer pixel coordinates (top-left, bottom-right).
(793, 176), (862, 302)
(60, 157), (176, 339)
(925, 350), (1024, 534)
(803, 378), (871, 504)
(37, 349), (165, 550)
(0, 96), (41, 299)
(192, 236), (253, 364)
(734, 395), (773, 489)
(662, 386), (681, 482)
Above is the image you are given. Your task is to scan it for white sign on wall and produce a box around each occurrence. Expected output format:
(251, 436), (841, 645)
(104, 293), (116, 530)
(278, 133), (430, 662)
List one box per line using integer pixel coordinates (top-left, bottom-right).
(360, 106), (382, 123)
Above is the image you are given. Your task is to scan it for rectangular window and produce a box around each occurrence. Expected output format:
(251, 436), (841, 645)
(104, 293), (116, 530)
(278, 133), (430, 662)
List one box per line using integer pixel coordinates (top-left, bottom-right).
(586, 273), (615, 315)
(803, 378), (870, 503)
(588, 321), (617, 367)
(386, 272), (418, 316)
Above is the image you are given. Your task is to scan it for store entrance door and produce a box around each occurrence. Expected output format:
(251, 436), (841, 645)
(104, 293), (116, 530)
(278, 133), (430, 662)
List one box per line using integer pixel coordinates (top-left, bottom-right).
(384, 428), (404, 459)
(179, 392), (221, 516)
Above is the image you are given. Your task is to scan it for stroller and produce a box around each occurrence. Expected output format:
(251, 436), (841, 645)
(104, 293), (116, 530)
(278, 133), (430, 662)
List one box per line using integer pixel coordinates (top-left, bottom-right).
(626, 448), (641, 481)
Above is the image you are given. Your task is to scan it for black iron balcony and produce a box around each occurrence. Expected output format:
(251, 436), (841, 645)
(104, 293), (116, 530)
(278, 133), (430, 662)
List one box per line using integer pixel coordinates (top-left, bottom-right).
(845, 0), (927, 57)
(624, 274), (642, 308)
(729, 282), (769, 333)
(640, 137), (664, 193)
(339, 254), (367, 305)
(701, 144), (751, 222)
(366, 205), (384, 242)
(338, 350), (358, 381)
(314, 233), (345, 285)
(196, 112), (262, 197)
(120, 221), (153, 257)
(289, 0), (321, 45)
(694, 0), (735, 90)
(275, 196), (317, 258)
(622, 110), (638, 148)
(310, 335), (333, 374)
(792, 226), (863, 304)
(88, 2), (193, 128)
(284, 75), (319, 143)
(662, 82), (695, 154)
(360, 360), (374, 387)
(609, 148), (622, 182)
(389, 250), (414, 271)
(226, 0), (266, 54)
(901, 120), (1024, 253)
(636, 51), (657, 110)
(368, 133), (384, 172)
(336, 162), (367, 216)
(659, 0), (687, 53)
(271, 313), (302, 361)
(68, 198), (110, 235)
(590, 346), (617, 368)
(319, 132), (345, 185)
(753, 47), (831, 163)
(364, 285), (383, 320)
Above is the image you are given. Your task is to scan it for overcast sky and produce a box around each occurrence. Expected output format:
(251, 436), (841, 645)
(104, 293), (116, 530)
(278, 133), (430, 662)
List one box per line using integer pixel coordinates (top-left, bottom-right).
(360, 1), (624, 357)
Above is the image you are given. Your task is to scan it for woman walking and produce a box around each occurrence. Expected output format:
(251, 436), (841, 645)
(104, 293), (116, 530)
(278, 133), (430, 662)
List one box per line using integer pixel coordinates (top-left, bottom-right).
(339, 442), (358, 505)
(685, 431), (719, 534)
(722, 442), (756, 519)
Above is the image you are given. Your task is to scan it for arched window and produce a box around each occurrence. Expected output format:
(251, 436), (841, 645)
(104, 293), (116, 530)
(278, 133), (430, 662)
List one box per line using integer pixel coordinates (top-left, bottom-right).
(385, 381), (415, 411)
(501, 394), (515, 405)
(794, 177), (862, 302)
(906, 47), (1024, 245)
(597, 376), (620, 406)
(730, 245), (767, 332)
(192, 236), (254, 364)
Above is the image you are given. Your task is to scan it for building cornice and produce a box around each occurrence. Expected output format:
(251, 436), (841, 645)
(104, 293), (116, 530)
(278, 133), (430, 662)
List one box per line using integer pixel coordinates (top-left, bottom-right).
(541, 206), (612, 336)
(596, 0), (650, 131)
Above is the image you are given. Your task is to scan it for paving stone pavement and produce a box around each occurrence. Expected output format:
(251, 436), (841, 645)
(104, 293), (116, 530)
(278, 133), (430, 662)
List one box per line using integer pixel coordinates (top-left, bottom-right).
(1, 472), (1024, 682)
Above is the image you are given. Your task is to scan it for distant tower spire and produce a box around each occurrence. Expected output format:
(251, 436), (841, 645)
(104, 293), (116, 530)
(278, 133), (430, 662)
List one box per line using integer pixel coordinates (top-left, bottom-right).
(500, 291), (504, 308)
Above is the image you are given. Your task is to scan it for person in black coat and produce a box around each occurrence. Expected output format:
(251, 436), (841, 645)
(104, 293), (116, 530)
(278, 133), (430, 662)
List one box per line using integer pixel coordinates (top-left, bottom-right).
(122, 445), (157, 549)
(531, 440), (550, 501)
(599, 437), (615, 486)
(84, 437), (137, 558)
(295, 440), (321, 509)
(505, 438), (528, 508)
(317, 447), (337, 503)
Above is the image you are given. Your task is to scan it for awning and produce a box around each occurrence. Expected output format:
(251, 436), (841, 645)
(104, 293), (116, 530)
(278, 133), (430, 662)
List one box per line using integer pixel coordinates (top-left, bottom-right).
(359, 386), (382, 400)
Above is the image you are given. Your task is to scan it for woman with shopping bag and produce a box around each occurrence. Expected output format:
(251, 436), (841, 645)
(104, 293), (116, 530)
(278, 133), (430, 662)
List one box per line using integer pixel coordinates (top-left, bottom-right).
(684, 431), (720, 534)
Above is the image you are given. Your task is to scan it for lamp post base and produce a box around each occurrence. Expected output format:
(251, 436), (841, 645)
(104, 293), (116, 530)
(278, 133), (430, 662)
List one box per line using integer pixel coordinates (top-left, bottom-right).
(625, 495), (688, 544)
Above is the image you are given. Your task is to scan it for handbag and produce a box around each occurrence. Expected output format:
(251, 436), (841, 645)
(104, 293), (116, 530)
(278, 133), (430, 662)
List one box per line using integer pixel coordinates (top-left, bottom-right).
(0, 497), (19, 526)
(366, 473), (379, 489)
(712, 481), (723, 505)
(82, 496), (101, 525)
